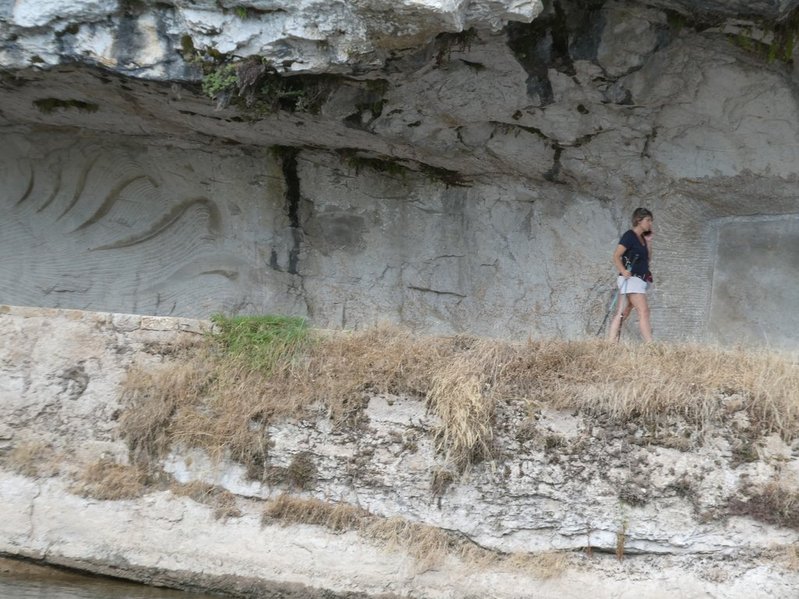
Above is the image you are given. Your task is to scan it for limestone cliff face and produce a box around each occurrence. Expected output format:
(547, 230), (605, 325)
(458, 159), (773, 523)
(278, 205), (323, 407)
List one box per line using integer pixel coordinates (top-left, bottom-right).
(1, 0), (799, 347)
(3, 306), (799, 598)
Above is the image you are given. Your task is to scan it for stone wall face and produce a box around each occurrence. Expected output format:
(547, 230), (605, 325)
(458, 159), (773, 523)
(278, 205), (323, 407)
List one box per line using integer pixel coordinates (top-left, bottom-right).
(0, 131), (621, 339)
(2, 0), (799, 347)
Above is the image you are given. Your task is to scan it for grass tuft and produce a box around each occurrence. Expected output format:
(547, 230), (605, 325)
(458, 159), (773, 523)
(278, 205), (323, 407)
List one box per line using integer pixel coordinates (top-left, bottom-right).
(729, 481), (799, 529)
(3, 441), (60, 478)
(263, 494), (367, 532)
(209, 314), (310, 375)
(171, 480), (242, 520)
(72, 459), (148, 500)
(503, 551), (568, 579)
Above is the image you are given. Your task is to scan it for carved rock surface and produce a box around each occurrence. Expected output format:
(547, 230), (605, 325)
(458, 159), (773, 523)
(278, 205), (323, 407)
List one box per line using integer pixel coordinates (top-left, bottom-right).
(2, 1), (799, 348)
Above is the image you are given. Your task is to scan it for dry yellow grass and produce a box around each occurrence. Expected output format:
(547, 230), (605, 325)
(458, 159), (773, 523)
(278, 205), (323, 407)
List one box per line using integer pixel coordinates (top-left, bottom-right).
(263, 494), (453, 569)
(72, 459), (148, 500)
(262, 493), (368, 531)
(774, 544), (799, 571)
(3, 440), (60, 478)
(503, 551), (569, 579)
(364, 516), (453, 569)
(263, 494), (568, 577)
(171, 480), (242, 519)
(120, 324), (799, 474)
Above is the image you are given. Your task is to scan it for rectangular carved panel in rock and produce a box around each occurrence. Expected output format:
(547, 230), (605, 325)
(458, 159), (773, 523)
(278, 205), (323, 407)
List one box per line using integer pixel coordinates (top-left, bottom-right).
(708, 216), (799, 350)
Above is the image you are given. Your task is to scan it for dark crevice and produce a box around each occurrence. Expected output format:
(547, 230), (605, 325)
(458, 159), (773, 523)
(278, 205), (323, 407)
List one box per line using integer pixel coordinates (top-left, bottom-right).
(506, 18), (555, 106)
(569, 130), (604, 147)
(500, 122), (551, 141)
(279, 147), (302, 276)
(336, 148), (469, 187)
(550, 0), (576, 75)
(407, 286), (467, 298)
(506, 0), (606, 106)
(642, 126), (659, 158)
(269, 248), (282, 272)
(543, 146), (563, 183)
(565, 0), (606, 62)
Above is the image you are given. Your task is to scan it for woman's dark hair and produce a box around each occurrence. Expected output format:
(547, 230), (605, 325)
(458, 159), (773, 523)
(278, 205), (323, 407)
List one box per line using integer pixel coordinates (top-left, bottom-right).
(631, 207), (653, 227)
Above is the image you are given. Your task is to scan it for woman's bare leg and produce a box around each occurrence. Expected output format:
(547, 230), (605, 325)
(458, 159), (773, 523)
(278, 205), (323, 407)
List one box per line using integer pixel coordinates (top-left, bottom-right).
(608, 295), (633, 342)
(625, 293), (653, 342)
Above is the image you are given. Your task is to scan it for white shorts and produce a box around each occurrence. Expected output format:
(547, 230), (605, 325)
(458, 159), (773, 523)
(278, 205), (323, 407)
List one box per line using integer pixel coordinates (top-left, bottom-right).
(617, 275), (649, 294)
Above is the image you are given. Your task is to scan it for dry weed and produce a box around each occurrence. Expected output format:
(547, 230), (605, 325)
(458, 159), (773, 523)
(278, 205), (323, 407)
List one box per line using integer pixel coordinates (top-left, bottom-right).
(171, 480), (242, 519)
(500, 339), (799, 437)
(430, 468), (455, 496)
(503, 551), (568, 579)
(780, 545), (799, 572)
(262, 494), (368, 531)
(3, 440), (60, 478)
(73, 459), (148, 500)
(262, 494), (568, 577)
(119, 322), (799, 475)
(119, 355), (214, 462)
(728, 481), (799, 529)
(456, 542), (499, 569)
(364, 516), (453, 570)
(263, 494), (454, 569)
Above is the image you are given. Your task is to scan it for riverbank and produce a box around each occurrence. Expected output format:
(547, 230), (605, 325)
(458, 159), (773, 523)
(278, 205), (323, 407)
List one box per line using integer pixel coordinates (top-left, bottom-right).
(2, 305), (799, 597)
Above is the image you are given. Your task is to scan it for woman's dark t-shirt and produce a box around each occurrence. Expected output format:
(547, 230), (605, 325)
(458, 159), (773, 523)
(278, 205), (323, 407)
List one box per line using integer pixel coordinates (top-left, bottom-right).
(619, 230), (649, 277)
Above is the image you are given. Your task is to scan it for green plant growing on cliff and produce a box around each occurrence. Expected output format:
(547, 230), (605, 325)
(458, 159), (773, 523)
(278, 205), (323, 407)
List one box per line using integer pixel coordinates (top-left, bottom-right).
(180, 34), (195, 57)
(769, 11), (799, 63)
(210, 314), (310, 375)
(726, 12), (799, 64)
(201, 64), (239, 100)
(200, 57), (334, 114)
(121, 315), (311, 477)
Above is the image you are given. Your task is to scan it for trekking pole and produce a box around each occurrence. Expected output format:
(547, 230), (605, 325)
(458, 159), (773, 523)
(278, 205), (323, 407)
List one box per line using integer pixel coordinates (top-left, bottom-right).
(596, 286), (621, 337)
(595, 255), (637, 337)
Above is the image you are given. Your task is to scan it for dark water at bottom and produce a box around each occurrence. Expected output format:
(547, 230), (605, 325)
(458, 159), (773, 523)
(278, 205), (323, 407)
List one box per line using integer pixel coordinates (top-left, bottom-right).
(0, 561), (221, 599)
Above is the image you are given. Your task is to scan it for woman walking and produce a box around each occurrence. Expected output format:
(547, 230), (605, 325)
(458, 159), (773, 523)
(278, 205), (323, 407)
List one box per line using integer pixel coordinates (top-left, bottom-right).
(608, 208), (654, 343)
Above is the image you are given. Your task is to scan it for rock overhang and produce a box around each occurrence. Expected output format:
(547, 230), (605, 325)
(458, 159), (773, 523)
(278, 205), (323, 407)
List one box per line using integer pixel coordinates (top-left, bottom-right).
(0, 0), (545, 77)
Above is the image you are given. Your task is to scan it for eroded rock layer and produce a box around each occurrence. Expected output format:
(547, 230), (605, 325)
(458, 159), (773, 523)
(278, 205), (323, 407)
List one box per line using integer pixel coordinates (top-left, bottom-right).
(2, 306), (799, 597)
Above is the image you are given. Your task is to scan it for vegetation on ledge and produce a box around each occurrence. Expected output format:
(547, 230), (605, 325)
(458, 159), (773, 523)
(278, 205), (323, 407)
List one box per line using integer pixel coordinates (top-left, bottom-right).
(119, 316), (799, 478)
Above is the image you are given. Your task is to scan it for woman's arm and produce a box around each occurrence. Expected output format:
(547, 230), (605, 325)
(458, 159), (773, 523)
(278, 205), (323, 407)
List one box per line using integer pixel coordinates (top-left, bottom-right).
(613, 244), (631, 277)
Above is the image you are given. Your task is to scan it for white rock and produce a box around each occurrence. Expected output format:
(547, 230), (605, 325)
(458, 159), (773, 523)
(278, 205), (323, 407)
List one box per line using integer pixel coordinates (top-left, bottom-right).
(11, 0), (118, 28)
